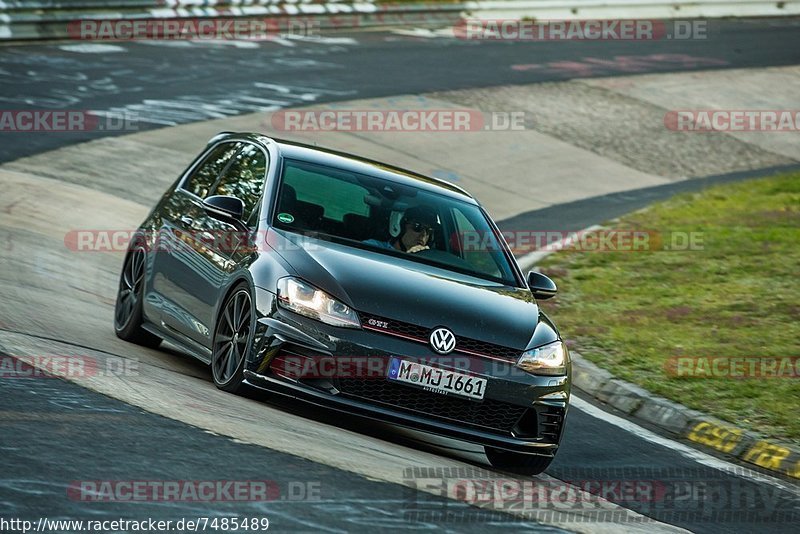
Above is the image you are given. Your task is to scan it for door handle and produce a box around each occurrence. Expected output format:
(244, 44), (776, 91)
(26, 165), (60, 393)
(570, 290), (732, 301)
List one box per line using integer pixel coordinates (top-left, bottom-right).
(180, 215), (194, 226)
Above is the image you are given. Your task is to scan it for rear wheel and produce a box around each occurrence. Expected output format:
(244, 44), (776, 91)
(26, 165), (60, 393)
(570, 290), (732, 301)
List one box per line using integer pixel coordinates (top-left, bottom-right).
(211, 284), (253, 393)
(114, 245), (161, 348)
(485, 447), (555, 475)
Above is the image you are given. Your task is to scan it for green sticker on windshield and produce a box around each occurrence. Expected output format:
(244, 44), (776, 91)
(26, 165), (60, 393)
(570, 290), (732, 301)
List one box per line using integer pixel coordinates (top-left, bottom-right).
(277, 212), (295, 224)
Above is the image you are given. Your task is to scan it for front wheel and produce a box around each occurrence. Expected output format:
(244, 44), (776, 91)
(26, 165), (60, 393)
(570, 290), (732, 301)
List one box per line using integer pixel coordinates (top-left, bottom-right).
(114, 245), (161, 348)
(211, 284), (253, 393)
(485, 447), (554, 476)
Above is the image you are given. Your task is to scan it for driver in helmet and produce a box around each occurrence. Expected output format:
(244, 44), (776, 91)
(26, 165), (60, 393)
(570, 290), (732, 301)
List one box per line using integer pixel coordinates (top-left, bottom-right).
(364, 205), (437, 254)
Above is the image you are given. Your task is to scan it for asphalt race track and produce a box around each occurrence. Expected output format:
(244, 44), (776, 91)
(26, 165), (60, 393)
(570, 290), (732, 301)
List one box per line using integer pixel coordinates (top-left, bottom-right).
(2, 18), (800, 163)
(1, 18), (799, 533)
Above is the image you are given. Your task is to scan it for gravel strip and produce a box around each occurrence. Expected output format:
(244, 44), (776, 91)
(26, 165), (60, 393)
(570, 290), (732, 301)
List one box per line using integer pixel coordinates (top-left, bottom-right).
(432, 81), (796, 179)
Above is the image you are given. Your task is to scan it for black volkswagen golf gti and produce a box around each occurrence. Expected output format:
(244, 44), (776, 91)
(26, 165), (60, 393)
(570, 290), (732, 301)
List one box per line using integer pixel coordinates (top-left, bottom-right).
(115, 132), (570, 474)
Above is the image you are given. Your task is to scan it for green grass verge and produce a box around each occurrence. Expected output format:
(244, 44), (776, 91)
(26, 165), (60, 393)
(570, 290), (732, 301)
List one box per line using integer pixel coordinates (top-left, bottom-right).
(537, 172), (800, 442)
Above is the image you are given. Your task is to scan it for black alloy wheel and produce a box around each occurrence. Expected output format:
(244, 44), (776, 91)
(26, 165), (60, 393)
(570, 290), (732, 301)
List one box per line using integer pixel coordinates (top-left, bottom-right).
(114, 244), (161, 348)
(212, 284), (253, 393)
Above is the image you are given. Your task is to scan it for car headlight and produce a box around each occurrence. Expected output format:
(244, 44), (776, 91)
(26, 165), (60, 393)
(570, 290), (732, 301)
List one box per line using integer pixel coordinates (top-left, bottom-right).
(517, 340), (568, 376)
(277, 277), (360, 328)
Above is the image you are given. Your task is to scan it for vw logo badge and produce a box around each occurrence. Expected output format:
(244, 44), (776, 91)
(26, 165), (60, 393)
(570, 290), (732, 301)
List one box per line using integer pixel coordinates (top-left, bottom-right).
(429, 327), (456, 355)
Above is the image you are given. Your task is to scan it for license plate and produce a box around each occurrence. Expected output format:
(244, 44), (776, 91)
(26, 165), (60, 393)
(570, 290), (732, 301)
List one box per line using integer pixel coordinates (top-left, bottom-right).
(387, 358), (486, 400)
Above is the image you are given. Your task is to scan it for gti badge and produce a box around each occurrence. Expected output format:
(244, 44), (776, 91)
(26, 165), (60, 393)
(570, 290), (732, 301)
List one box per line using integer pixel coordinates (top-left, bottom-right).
(429, 327), (456, 355)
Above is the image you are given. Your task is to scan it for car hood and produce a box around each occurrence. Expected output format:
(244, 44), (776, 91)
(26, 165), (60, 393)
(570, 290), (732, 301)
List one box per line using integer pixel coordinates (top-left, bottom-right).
(267, 230), (538, 349)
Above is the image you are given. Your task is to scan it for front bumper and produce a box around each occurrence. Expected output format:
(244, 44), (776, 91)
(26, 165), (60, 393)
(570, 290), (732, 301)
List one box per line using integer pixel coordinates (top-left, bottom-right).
(247, 299), (570, 456)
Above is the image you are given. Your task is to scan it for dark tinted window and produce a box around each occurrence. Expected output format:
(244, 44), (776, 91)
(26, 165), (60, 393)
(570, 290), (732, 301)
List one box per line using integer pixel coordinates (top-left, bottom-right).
(274, 159), (518, 286)
(212, 143), (268, 222)
(182, 142), (240, 198)
(282, 162), (370, 222)
(451, 206), (503, 279)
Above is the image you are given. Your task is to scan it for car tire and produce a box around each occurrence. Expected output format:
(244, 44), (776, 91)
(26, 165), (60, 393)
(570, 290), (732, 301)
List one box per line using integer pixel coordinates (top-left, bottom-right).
(114, 244), (161, 348)
(485, 447), (555, 475)
(211, 282), (253, 393)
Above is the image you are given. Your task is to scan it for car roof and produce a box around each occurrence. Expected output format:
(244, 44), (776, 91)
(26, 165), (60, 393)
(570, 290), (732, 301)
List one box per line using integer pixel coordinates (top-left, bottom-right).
(212, 132), (478, 204)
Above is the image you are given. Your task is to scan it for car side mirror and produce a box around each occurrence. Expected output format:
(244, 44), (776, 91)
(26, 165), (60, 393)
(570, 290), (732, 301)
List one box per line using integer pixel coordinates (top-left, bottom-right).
(203, 195), (244, 221)
(528, 271), (557, 300)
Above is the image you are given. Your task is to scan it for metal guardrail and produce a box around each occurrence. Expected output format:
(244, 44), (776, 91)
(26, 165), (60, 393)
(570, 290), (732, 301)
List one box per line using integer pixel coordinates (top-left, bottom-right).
(0, 0), (158, 9)
(0, 0), (332, 8)
(0, 0), (476, 40)
(465, 0), (800, 19)
(0, 2), (466, 40)
(1, 0), (798, 40)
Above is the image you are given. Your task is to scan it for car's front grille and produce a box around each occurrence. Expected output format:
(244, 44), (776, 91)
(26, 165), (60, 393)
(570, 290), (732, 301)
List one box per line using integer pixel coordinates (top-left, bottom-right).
(359, 312), (428, 341)
(454, 337), (523, 361)
(336, 377), (527, 434)
(358, 312), (522, 362)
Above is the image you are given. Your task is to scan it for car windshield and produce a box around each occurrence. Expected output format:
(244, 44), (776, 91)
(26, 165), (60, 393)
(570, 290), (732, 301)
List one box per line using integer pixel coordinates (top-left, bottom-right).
(273, 158), (520, 286)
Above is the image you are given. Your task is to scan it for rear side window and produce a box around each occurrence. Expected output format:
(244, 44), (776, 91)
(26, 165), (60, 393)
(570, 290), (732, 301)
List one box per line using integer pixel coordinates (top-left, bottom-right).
(182, 142), (240, 198)
(212, 143), (268, 222)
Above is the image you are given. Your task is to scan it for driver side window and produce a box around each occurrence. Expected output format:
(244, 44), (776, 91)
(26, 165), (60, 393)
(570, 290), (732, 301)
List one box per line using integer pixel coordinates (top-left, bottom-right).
(212, 143), (268, 224)
(182, 142), (241, 199)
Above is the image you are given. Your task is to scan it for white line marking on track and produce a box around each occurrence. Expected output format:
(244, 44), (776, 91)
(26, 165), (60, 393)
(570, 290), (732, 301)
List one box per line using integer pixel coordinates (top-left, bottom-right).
(137, 40), (195, 48)
(517, 224), (603, 270)
(572, 395), (800, 496)
(391, 28), (456, 39)
(188, 39), (261, 48)
(284, 35), (358, 45)
(57, 44), (127, 54)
